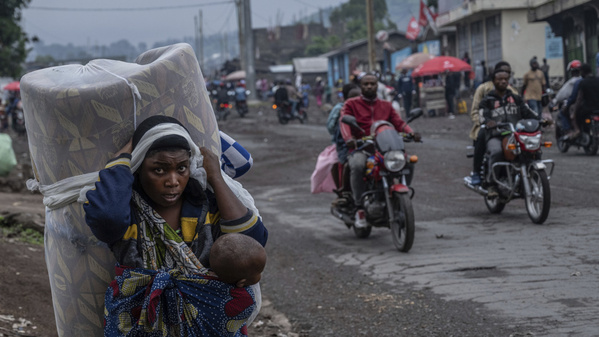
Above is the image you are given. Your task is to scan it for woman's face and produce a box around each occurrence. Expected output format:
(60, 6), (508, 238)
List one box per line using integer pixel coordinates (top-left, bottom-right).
(138, 149), (190, 209)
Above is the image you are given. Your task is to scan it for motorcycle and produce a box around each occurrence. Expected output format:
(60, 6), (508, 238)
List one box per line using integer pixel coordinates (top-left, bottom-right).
(12, 101), (26, 135)
(464, 119), (555, 224)
(273, 100), (307, 124)
(235, 90), (251, 117)
(0, 106), (7, 131)
(330, 108), (423, 252)
(554, 108), (599, 156)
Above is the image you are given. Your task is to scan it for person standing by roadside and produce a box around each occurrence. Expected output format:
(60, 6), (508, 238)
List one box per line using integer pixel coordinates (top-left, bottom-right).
(396, 68), (414, 119)
(522, 57), (546, 117)
(313, 78), (324, 107)
(462, 52), (471, 89)
(541, 58), (550, 87)
(473, 60), (484, 90)
(444, 70), (459, 119)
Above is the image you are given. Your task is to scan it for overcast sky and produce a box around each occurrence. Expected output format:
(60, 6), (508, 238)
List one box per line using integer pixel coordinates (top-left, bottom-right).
(21, 0), (350, 47)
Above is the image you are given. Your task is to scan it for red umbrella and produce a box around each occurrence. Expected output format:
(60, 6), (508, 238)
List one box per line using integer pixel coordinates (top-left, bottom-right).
(3, 81), (20, 91)
(395, 52), (435, 70)
(411, 56), (472, 77)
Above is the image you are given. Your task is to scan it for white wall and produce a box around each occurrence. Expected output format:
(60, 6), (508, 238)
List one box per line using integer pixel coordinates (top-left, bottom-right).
(501, 9), (564, 83)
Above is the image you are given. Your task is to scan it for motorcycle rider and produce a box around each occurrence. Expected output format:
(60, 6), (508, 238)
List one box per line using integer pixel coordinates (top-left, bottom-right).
(568, 63), (599, 139)
(553, 60), (581, 135)
(473, 68), (538, 195)
(469, 61), (516, 185)
(340, 73), (421, 228)
(234, 81), (248, 113)
(326, 83), (361, 163)
(285, 79), (301, 117)
(215, 82), (230, 113)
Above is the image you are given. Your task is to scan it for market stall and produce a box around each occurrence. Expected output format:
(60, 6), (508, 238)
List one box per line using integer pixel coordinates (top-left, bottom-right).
(412, 56), (471, 117)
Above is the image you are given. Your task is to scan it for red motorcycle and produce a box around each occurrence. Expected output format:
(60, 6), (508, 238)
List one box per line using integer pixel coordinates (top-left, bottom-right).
(464, 119), (554, 224)
(330, 109), (422, 252)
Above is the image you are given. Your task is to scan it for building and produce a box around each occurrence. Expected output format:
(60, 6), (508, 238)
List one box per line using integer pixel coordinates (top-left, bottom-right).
(293, 57), (328, 84)
(528, 0), (599, 75)
(321, 31), (411, 87)
(436, 0), (564, 86)
(253, 22), (329, 66)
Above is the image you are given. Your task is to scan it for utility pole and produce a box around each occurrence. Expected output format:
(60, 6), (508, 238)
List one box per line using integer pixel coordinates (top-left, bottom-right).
(243, 0), (256, 100)
(366, 0), (376, 72)
(194, 15), (199, 62)
(236, 0), (246, 72)
(199, 10), (204, 67)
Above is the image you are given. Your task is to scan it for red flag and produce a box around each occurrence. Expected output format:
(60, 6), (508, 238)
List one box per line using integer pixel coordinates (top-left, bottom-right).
(418, 0), (428, 28)
(406, 16), (420, 40)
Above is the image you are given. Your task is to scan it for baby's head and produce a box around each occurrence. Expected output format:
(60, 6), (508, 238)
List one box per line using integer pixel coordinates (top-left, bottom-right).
(209, 233), (267, 287)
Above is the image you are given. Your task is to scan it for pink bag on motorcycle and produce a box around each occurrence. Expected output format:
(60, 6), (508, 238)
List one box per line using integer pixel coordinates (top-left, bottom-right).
(310, 144), (338, 194)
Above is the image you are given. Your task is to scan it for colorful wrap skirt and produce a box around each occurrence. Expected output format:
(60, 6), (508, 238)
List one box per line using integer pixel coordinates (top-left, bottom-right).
(104, 265), (256, 337)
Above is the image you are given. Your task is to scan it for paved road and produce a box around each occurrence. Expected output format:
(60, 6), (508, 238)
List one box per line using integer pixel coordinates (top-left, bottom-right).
(222, 108), (599, 336)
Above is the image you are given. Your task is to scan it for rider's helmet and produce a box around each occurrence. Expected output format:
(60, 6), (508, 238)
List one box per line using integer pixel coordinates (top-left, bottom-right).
(567, 60), (581, 72)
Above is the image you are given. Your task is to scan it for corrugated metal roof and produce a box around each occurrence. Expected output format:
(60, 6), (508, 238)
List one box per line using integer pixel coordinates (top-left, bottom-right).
(292, 57), (328, 73)
(269, 64), (294, 73)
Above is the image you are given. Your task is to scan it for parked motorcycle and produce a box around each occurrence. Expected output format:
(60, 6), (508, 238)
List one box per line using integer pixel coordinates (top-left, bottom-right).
(273, 101), (307, 124)
(554, 109), (599, 155)
(464, 119), (554, 224)
(330, 108), (423, 252)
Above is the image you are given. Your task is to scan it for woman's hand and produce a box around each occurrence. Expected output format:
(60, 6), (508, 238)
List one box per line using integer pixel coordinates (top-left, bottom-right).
(200, 147), (222, 184)
(200, 147), (247, 220)
(114, 139), (133, 157)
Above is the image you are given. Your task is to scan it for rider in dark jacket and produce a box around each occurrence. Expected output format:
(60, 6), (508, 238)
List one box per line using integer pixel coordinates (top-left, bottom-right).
(469, 68), (538, 186)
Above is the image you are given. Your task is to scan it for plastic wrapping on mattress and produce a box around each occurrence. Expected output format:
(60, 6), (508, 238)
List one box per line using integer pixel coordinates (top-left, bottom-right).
(20, 43), (219, 336)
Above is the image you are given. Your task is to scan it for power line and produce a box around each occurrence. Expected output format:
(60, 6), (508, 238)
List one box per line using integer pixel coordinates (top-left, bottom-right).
(28, 2), (234, 12)
(288, 0), (321, 9)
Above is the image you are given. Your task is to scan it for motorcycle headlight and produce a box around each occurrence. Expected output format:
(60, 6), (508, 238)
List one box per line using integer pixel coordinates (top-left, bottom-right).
(519, 134), (542, 150)
(384, 151), (406, 172)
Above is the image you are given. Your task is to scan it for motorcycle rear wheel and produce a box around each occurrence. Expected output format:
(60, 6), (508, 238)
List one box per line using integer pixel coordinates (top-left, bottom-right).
(484, 193), (506, 214)
(583, 137), (598, 155)
(525, 169), (551, 224)
(390, 192), (415, 253)
(555, 124), (570, 153)
(299, 109), (308, 124)
(277, 110), (289, 124)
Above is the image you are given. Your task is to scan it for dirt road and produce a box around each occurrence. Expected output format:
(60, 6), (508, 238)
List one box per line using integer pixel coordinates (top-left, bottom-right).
(1, 99), (598, 336)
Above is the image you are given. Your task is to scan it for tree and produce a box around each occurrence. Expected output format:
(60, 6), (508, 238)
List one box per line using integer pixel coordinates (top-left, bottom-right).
(329, 0), (397, 42)
(304, 36), (341, 57)
(0, 0), (35, 79)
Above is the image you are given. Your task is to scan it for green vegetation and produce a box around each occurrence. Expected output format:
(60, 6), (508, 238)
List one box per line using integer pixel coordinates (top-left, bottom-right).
(329, 0), (397, 42)
(0, 0), (37, 78)
(0, 217), (44, 246)
(305, 35), (341, 56)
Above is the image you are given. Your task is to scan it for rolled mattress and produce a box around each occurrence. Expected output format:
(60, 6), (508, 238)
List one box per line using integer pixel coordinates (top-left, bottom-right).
(20, 43), (219, 336)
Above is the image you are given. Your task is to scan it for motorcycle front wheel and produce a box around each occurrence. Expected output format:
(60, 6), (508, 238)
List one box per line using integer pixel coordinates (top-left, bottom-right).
(390, 192), (415, 252)
(484, 193), (506, 214)
(353, 225), (372, 239)
(525, 169), (551, 224)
